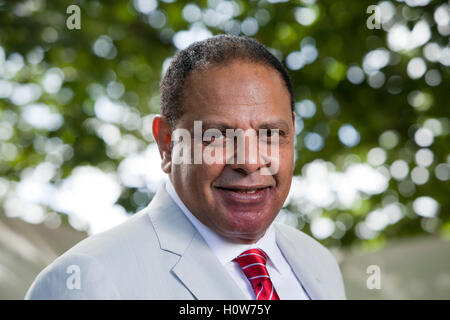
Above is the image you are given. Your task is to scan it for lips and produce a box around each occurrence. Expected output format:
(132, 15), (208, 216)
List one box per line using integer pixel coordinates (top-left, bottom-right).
(214, 186), (272, 205)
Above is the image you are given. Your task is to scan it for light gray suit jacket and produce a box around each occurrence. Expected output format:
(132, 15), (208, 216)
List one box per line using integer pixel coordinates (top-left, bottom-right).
(25, 185), (346, 299)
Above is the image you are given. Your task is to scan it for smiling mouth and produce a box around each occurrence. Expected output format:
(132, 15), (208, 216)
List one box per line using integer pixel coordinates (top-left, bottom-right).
(214, 186), (273, 204)
(215, 186), (271, 193)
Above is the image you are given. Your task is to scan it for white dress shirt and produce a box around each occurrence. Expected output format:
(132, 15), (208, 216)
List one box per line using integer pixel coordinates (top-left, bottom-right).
(165, 180), (310, 300)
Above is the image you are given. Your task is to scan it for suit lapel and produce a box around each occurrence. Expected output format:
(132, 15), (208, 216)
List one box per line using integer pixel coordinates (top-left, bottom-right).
(172, 232), (247, 300)
(148, 184), (329, 299)
(274, 224), (329, 300)
(147, 184), (247, 300)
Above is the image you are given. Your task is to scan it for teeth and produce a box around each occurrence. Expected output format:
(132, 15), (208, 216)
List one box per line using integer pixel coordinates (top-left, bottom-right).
(218, 187), (269, 193)
(236, 189), (257, 193)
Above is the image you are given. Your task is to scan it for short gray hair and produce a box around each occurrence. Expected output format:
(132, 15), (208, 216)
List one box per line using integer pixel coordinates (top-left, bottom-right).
(160, 34), (295, 128)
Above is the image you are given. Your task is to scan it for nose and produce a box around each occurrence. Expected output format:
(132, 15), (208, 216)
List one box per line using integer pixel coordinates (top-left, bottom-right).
(227, 131), (267, 175)
(229, 159), (263, 175)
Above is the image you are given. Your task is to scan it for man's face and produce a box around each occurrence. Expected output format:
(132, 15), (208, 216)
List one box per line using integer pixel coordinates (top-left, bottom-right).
(168, 60), (295, 243)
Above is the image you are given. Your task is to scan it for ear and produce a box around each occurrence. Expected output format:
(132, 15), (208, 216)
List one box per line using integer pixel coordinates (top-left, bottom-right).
(291, 112), (296, 172)
(152, 115), (172, 174)
(292, 112), (295, 129)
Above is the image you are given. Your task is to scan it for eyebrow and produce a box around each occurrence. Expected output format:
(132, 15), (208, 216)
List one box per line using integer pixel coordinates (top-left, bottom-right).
(258, 120), (290, 133)
(199, 120), (291, 133)
(201, 121), (231, 132)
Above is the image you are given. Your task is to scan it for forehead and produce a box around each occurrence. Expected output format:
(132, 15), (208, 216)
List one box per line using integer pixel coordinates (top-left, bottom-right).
(180, 60), (291, 127)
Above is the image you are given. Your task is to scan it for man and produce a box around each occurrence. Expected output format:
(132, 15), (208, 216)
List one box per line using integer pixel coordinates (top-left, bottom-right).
(26, 35), (346, 300)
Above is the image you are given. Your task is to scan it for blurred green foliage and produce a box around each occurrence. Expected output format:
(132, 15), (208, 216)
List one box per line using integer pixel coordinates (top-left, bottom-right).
(0, 0), (449, 250)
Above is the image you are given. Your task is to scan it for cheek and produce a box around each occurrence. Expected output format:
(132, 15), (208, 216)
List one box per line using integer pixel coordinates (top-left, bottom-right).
(278, 146), (294, 173)
(275, 148), (294, 193)
(195, 163), (225, 188)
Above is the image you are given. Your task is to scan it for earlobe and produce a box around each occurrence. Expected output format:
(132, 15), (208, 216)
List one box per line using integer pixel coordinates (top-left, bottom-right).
(161, 151), (172, 173)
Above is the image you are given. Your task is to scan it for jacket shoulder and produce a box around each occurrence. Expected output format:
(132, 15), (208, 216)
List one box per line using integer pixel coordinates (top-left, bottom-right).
(25, 251), (121, 299)
(26, 209), (158, 299)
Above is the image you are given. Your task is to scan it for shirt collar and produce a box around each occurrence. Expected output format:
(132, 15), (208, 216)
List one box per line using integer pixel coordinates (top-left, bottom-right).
(165, 180), (283, 274)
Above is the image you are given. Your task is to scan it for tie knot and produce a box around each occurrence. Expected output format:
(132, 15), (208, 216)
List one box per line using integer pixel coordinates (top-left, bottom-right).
(233, 248), (270, 289)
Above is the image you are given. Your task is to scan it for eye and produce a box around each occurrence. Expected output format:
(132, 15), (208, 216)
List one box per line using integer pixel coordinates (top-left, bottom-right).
(202, 130), (225, 145)
(261, 129), (280, 138)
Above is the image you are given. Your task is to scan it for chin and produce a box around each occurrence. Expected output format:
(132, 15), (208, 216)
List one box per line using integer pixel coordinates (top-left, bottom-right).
(222, 210), (274, 237)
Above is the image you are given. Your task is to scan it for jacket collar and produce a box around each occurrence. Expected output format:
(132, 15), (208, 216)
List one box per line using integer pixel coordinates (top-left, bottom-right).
(274, 223), (328, 299)
(147, 184), (247, 299)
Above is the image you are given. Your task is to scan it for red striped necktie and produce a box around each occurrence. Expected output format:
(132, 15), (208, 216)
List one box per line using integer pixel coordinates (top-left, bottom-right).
(233, 248), (280, 300)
